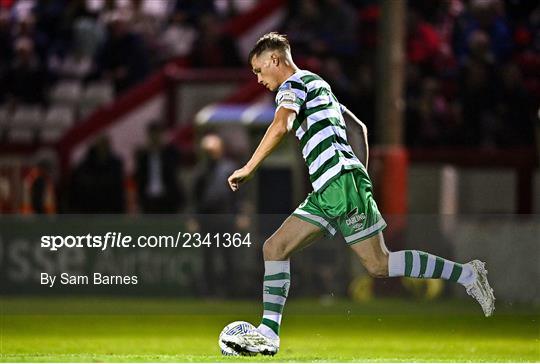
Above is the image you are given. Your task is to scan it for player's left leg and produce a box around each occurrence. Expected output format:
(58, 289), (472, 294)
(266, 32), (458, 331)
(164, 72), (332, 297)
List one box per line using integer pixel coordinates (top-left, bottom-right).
(337, 168), (495, 316)
(350, 231), (474, 283)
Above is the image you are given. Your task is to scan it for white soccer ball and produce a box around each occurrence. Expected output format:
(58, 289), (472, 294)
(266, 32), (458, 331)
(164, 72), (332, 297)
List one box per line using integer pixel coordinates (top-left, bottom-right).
(218, 321), (257, 356)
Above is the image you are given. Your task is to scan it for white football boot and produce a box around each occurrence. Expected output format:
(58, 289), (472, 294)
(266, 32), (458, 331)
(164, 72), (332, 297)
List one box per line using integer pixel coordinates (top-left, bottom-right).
(221, 328), (280, 356)
(465, 260), (495, 317)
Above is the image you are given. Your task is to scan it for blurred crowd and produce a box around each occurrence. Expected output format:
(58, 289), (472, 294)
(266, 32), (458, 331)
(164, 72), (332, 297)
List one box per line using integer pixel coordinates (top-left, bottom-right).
(0, 0), (248, 105)
(23, 121), (248, 216)
(0, 0), (537, 147)
(2, 0), (539, 216)
(282, 0), (538, 148)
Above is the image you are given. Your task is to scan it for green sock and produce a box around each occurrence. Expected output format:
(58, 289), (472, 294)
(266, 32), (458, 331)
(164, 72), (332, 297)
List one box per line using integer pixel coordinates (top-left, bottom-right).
(258, 260), (290, 339)
(388, 250), (475, 286)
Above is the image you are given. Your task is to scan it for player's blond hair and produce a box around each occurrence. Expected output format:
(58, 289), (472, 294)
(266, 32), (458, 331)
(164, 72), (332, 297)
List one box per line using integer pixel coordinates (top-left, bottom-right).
(248, 32), (291, 64)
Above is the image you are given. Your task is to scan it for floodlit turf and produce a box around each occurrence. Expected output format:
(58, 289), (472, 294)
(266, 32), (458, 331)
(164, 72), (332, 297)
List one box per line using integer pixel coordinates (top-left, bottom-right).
(1, 297), (538, 362)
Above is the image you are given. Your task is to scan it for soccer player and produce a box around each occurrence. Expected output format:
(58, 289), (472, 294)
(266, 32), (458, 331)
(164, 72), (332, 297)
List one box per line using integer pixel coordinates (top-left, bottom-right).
(224, 32), (495, 356)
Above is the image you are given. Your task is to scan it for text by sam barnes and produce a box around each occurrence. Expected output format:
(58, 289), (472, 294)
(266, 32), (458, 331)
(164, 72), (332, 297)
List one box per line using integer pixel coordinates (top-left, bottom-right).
(41, 273), (138, 287)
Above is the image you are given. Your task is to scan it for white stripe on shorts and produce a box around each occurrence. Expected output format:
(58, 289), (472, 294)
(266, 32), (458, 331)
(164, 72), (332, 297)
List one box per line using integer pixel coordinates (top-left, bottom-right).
(344, 218), (386, 244)
(293, 209), (337, 236)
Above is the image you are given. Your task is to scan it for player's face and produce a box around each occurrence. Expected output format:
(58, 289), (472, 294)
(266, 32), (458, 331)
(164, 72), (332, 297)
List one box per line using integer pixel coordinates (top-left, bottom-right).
(251, 52), (280, 91)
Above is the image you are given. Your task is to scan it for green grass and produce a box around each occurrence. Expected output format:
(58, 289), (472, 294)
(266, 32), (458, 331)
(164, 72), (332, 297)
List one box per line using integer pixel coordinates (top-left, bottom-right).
(1, 297), (538, 362)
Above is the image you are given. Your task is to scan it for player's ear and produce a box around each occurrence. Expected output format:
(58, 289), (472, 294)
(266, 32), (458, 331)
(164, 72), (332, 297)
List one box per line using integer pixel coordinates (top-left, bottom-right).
(271, 52), (280, 66)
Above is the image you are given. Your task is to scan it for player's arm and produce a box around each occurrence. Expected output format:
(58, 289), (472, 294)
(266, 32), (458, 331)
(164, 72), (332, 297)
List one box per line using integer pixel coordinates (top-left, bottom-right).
(342, 105), (369, 169)
(228, 107), (295, 191)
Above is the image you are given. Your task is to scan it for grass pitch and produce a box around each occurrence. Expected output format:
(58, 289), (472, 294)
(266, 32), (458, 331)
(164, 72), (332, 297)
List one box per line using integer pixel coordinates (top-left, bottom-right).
(1, 297), (538, 362)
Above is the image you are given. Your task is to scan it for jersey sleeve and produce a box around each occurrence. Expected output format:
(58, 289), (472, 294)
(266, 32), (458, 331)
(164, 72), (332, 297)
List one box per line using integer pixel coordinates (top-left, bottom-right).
(275, 81), (307, 115)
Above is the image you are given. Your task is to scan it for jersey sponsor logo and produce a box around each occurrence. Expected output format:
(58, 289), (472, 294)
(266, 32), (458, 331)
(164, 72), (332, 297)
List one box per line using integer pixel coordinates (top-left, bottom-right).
(346, 207), (358, 219)
(345, 209), (366, 231)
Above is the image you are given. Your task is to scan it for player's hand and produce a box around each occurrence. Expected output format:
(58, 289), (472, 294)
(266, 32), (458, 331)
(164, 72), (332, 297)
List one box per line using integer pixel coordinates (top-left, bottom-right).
(227, 166), (253, 191)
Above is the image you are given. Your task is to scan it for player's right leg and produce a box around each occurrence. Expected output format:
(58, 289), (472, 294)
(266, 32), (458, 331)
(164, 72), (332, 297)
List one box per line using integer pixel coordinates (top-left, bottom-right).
(349, 232), (496, 317)
(221, 215), (325, 356)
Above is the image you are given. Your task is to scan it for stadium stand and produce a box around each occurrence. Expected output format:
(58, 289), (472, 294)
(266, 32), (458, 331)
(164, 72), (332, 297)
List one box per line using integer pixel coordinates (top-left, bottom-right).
(0, 0), (537, 215)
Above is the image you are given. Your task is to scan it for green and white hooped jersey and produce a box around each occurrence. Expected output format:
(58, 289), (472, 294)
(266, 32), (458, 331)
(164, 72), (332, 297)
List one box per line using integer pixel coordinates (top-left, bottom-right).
(275, 69), (363, 192)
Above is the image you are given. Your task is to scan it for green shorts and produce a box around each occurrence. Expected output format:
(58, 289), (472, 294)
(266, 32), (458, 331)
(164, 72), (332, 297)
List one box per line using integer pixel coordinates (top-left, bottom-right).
(293, 168), (386, 244)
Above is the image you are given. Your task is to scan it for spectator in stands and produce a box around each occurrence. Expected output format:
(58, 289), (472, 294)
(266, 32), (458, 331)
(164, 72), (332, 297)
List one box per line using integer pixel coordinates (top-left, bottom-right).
(94, 11), (150, 94)
(458, 54), (500, 147)
(406, 7), (441, 74)
(319, 0), (358, 58)
(10, 0), (36, 21)
(5, 37), (47, 105)
(189, 13), (241, 68)
(356, 2), (380, 51)
(466, 29), (496, 64)
(69, 135), (125, 213)
(173, 0), (215, 27)
(134, 121), (185, 214)
(33, 0), (69, 61)
(495, 63), (536, 147)
(193, 133), (245, 296)
(0, 10), (13, 103)
(194, 133), (239, 215)
(160, 9), (197, 61)
(283, 0), (325, 58)
(214, 0), (257, 18)
(426, 0), (463, 76)
(58, 0), (105, 78)
(350, 61), (376, 142)
(128, 0), (168, 68)
(452, 0), (512, 65)
(21, 149), (57, 214)
(319, 57), (354, 108)
(406, 77), (458, 147)
(0, 10), (13, 60)
(511, 4), (539, 99)
(12, 14), (48, 62)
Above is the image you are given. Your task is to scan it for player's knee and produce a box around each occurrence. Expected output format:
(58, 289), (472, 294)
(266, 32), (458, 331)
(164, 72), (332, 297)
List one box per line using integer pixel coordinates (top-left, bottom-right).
(262, 238), (288, 260)
(364, 257), (389, 278)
